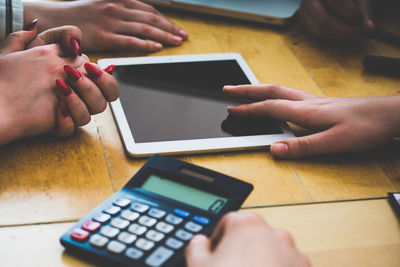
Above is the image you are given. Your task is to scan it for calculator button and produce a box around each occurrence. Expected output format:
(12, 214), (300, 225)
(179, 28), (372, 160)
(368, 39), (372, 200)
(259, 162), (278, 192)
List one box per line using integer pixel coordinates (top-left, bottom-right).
(118, 232), (137, 245)
(121, 210), (140, 222)
(173, 208), (190, 218)
(103, 205), (121, 216)
(135, 238), (155, 251)
(107, 240), (127, 254)
(165, 237), (184, 250)
(100, 225), (120, 239)
(131, 202), (150, 213)
(193, 216), (210, 226)
(128, 223), (147, 236)
(184, 221), (203, 233)
(148, 208), (167, 219)
(82, 220), (101, 233)
(165, 214), (183, 225)
(175, 229), (193, 241)
(145, 229), (165, 242)
(155, 221), (174, 234)
(125, 247), (144, 260)
(139, 215), (157, 227)
(71, 228), (90, 241)
(111, 218), (130, 230)
(89, 234), (109, 248)
(93, 213), (111, 224)
(114, 198), (131, 209)
(145, 246), (174, 267)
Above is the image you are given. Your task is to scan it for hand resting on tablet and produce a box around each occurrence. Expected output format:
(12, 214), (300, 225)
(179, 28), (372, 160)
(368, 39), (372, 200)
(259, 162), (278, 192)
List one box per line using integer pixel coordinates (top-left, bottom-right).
(224, 84), (400, 158)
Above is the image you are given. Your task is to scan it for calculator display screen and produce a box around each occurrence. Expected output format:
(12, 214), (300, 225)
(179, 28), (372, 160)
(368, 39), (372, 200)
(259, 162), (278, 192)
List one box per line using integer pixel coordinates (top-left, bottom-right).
(140, 174), (227, 214)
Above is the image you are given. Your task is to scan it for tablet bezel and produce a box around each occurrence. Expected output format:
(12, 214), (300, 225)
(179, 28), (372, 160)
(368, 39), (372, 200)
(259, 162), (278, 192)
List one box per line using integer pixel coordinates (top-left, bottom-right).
(98, 53), (294, 157)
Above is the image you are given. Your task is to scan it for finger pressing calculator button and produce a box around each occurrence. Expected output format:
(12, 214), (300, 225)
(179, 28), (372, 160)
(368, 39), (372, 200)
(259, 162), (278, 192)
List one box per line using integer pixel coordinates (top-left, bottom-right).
(193, 216), (210, 226)
(135, 238), (155, 251)
(89, 234), (109, 248)
(121, 210), (140, 222)
(118, 232), (137, 245)
(139, 215), (157, 227)
(155, 221), (174, 234)
(113, 198), (131, 209)
(173, 208), (190, 218)
(165, 237), (183, 250)
(93, 213), (111, 224)
(103, 205), (121, 216)
(165, 214), (183, 225)
(111, 218), (130, 230)
(148, 208), (166, 219)
(82, 220), (101, 233)
(107, 240), (127, 255)
(125, 247), (144, 260)
(131, 202), (150, 213)
(145, 246), (174, 267)
(184, 221), (202, 233)
(175, 229), (193, 241)
(145, 229), (165, 242)
(71, 228), (90, 241)
(100, 225), (120, 239)
(128, 223), (147, 236)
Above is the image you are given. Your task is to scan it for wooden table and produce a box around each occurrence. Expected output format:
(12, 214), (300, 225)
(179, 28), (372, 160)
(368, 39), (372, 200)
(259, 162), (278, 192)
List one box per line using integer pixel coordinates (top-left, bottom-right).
(1, 6), (399, 267)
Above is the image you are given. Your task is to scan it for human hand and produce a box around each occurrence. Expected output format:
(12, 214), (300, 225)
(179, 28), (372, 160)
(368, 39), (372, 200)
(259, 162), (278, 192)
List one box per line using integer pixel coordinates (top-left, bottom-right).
(24, 0), (188, 53)
(299, 0), (374, 41)
(223, 84), (400, 158)
(185, 212), (310, 267)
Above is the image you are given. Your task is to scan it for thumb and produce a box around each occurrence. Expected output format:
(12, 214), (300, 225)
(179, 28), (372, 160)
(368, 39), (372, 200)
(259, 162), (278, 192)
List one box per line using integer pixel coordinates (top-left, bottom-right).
(356, 0), (374, 31)
(0, 19), (38, 56)
(185, 235), (211, 267)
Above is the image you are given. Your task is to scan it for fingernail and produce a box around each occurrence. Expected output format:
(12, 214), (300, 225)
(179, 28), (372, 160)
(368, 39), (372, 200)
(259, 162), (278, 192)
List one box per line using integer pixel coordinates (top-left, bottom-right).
(64, 65), (82, 82)
(59, 100), (69, 117)
(223, 85), (234, 90)
(172, 35), (182, 43)
(103, 64), (115, 75)
(179, 29), (188, 38)
(190, 234), (207, 243)
(24, 19), (38, 31)
(154, 42), (163, 50)
(70, 38), (81, 57)
(84, 63), (102, 79)
(271, 143), (288, 156)
(398, 169), (400, 180)
(56, 79), (72, 97)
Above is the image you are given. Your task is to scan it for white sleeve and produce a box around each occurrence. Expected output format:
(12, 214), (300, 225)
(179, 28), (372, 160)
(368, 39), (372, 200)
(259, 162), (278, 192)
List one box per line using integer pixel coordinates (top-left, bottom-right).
(12, 0), (23, 32)
(0, 0), (6, 42)
(0, 0), (23, 44)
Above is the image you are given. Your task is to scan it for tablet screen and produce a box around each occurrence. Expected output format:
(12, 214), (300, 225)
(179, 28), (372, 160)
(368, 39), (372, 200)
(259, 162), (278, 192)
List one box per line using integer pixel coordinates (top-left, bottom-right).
(115, 60), (282, 143)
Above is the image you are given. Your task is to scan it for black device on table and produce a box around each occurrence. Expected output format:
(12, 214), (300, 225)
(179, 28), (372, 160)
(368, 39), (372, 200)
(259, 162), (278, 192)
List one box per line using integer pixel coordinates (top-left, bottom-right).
(388, 193), (400, 219)
(60, 155), (253, 267)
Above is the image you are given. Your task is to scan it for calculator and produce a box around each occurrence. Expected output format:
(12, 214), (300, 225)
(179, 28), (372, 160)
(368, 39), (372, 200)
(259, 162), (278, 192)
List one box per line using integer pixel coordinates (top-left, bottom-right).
(60, 155), (253, 267)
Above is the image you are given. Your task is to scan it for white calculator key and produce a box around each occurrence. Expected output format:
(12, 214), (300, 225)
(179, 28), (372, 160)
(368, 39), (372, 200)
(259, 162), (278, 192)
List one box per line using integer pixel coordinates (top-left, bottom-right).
(125, 247), (144, 260)
(145, 229), (165, 242)
(165, 237), (183, 250)
(128, 223), (147, 236)
(114, 198), (131, 208)
(148, 208), (166, 219)
(100, 225), (120, 238)
(138, 215), (157, 227)
(121, 210), (140, 222)
(111, 218), (130, 230)
(184, 221), (203, 233)
(118, 232), (137, 245)
(175, 229), (193, 241)
(155, 221), (174, 234)
(89, 234), (109, 248)
(107, 240), (126, 254)
(103, 206), (121, 216)
(145, 246), (174, 267)
(165, 214), (183, 225)
(135, 238), (155, 251)
(131, 202), (149, 213)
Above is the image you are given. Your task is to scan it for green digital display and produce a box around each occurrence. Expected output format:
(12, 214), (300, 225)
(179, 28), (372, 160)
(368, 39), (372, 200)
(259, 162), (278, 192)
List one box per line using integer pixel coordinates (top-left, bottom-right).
(140, 174), (227, 214)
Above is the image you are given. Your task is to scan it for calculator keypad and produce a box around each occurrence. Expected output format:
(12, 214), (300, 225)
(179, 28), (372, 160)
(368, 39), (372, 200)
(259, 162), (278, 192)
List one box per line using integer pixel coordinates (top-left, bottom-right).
(70, 200), (210, 267)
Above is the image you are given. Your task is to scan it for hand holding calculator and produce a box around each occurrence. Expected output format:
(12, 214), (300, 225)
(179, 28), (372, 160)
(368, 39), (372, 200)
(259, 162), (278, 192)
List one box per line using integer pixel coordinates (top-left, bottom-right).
(60, 155), (253, 267)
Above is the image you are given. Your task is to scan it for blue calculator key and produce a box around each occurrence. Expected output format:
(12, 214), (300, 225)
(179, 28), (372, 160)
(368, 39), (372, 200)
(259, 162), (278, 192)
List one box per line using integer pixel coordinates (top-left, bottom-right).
(165, 214), (183, 225)
(184, 221), (202, 233)
(175, 229), (193, 241)
(148, 208), (166, 219)
(173, 208), (190, 218)
(193, 216), (210, 225)
(165, 237), (184, 250)
(125, 247), (144, 260)
(145, 246), (174, 267)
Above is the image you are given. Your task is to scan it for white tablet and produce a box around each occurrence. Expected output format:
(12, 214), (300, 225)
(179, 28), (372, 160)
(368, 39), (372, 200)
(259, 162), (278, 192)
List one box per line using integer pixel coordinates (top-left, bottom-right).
(98, 53), (294, 157)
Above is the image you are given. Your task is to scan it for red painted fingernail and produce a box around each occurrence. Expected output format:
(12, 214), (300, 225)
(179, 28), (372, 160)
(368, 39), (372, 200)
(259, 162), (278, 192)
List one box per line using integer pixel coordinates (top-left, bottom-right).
(84, 63), (102, 79)
(103, 64), (115, 74)
(64, 65), (82, 82)
(24, 19), (38, 31)
(59, 100), (69, 117)
(70, 38), (81, 57)
(56, 79), (72, 97)
(398, 169), (400, 180)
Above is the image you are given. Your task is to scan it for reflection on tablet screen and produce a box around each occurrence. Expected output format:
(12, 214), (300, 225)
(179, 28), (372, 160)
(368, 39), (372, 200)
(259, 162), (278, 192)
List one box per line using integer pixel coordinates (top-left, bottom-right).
(115, 60), (283, 143)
